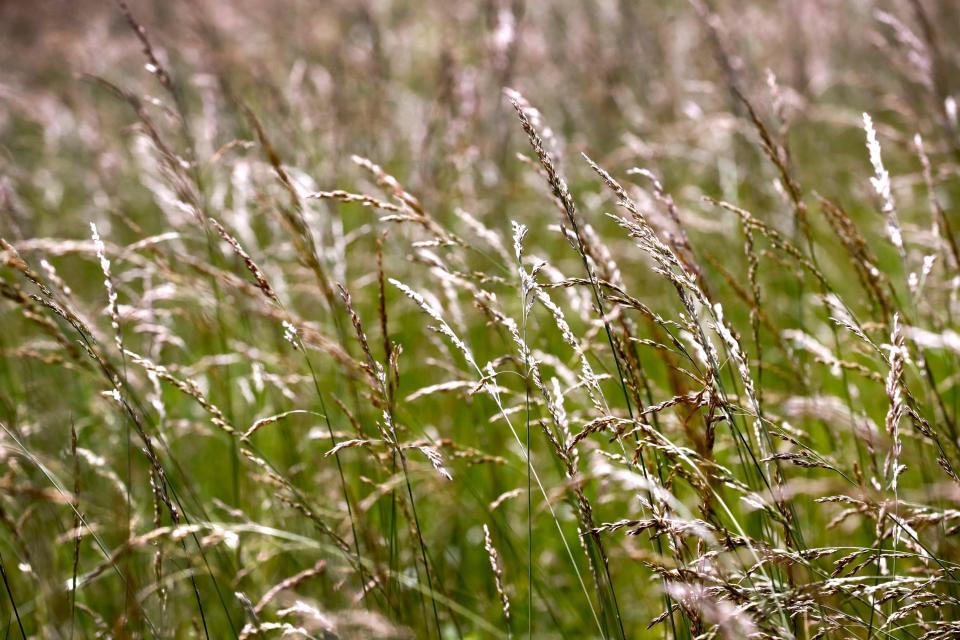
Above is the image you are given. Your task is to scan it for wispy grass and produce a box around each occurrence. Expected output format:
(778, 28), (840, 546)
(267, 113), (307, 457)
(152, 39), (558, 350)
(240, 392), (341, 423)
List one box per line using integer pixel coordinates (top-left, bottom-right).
(2, 0), (960, 638)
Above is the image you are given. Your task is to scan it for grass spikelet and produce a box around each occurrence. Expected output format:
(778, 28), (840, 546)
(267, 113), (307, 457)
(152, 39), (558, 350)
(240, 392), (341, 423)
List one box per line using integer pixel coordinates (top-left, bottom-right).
(863, 113), (905, 259)
(483, 524), (511, 632)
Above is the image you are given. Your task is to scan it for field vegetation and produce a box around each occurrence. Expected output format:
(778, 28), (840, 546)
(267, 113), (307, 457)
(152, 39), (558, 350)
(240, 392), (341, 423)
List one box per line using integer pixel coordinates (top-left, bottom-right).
(2, 1), (960, 637)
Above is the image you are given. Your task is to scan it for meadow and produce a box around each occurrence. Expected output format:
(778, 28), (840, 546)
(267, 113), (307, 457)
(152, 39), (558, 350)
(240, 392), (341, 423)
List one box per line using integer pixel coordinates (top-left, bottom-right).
(2, 0), (960, 637)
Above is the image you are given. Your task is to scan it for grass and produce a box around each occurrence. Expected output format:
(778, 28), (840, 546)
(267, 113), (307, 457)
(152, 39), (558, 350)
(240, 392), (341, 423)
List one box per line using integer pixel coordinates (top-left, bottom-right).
(2, 0), (960, 637)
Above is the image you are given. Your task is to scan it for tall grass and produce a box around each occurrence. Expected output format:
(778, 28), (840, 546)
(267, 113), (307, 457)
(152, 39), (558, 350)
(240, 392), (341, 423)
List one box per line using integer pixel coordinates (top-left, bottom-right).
(2, 0), (960, 637)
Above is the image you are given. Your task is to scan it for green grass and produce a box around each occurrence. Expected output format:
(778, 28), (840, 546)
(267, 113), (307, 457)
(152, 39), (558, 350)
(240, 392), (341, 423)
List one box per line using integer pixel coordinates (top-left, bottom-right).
(2, 0), (960, 638)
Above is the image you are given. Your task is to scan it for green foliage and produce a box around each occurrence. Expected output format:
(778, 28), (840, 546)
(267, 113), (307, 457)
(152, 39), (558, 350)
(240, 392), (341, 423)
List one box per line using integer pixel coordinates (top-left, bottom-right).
(2, 1), (960, 638)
